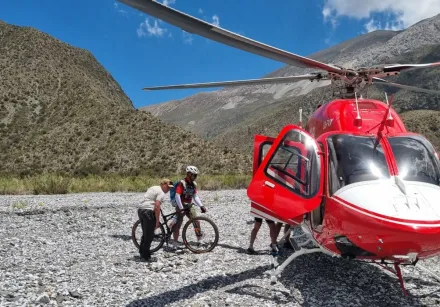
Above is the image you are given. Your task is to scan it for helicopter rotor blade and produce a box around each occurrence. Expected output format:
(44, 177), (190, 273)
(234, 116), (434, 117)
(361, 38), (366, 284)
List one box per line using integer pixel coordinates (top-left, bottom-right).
(142, 74), (328, 91)
(383, 62), (440, 73)
(372, 77), (440, 95)
(118, 0), (344, 74)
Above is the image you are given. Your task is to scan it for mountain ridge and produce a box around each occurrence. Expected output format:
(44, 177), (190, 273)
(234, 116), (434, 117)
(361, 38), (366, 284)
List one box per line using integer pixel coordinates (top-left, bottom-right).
(141, 13), (440, 152)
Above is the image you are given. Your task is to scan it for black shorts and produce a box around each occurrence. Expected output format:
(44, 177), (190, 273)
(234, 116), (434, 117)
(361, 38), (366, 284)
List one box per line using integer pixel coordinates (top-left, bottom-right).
(254, 217), (274, 224)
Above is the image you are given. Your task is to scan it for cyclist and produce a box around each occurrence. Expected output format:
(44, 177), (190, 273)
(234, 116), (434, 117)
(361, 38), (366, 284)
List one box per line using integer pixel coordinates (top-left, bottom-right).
(170, 165), (207, 248)
(138, 178), (174, 261)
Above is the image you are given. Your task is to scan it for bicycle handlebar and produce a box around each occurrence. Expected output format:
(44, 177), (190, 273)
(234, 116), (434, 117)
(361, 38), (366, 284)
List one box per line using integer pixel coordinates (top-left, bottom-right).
(160, 203), (195, 217)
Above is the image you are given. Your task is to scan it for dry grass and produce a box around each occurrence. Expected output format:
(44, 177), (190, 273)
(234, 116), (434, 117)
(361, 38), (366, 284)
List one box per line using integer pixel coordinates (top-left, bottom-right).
(0, 174), (252, 195)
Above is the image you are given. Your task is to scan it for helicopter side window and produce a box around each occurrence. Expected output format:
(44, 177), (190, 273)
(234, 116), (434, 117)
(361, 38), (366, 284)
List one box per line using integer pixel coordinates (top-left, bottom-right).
(258, 142), (272, 166)
(264, 130), (320, 198)
(327, 134), (390, 193)
(388, 136), (440, 186)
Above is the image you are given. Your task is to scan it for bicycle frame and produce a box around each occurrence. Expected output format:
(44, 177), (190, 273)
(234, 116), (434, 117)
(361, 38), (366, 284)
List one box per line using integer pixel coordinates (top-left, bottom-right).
(158, 204), (202, 241)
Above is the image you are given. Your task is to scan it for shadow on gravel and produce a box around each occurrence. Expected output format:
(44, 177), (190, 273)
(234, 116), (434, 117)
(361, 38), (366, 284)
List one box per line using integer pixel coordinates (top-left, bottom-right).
(225, 284), (296, 305)
(126, 249), (438, 307)
(110, 234), (132, 241)
(276, 252), (427, 307)
(126, 265), (271, 306)
(216, 243), (268, 255)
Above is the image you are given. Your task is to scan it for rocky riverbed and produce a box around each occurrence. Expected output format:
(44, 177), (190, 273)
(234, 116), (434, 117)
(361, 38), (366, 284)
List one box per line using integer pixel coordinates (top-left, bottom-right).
(1, 190), (440, 306)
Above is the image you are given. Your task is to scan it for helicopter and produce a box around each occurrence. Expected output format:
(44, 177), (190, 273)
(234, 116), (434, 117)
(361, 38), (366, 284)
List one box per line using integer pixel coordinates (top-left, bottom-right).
(118, 0), (440, 295)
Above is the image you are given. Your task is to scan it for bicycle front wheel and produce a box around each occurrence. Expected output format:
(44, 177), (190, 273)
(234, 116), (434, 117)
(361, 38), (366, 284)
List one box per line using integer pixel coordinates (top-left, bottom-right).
(182, 216), (219, 254)
(131, 220), (166, 253)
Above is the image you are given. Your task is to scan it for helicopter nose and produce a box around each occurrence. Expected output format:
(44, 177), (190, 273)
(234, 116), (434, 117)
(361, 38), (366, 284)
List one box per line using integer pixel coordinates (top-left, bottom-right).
(334, 177), (440, 222)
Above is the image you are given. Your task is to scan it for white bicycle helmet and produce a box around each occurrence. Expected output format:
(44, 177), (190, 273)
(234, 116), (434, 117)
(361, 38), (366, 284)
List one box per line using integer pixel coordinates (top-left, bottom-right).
(186, 165), (199, 174)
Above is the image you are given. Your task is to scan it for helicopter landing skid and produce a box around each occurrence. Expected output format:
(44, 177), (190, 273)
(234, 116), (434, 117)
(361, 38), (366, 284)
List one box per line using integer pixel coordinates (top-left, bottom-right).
(268, 228), (322, 284)
(372, 260), (440, 296)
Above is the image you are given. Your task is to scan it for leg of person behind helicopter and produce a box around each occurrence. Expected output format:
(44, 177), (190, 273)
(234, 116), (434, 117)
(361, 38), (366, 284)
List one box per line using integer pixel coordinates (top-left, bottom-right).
(247, 218), (263, 254)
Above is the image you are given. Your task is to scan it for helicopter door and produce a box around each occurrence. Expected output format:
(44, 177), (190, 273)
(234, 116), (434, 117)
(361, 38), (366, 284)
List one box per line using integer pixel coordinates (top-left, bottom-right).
(252, 134), (275, 175)
(247, 124), (324, 224)
(250, 135), (278, 221)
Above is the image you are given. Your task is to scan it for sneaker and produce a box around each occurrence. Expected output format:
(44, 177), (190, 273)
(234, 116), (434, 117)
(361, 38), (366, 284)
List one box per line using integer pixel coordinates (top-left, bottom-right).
(139, 256), (157, 263)
(196, 232), (205, 242)
(247, 247), (257, 255)
(146, 256), (157, 262)
(270, 244), (279, 255)
(169, 240), (184, 250)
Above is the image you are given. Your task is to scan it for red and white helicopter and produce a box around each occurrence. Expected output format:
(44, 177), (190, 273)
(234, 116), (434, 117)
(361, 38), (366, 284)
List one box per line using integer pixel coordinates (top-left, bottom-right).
(119, 0), (440, 295)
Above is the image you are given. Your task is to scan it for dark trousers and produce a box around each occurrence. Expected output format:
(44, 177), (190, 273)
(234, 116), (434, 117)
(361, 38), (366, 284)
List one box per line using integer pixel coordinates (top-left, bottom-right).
(138, 208), (156, 260)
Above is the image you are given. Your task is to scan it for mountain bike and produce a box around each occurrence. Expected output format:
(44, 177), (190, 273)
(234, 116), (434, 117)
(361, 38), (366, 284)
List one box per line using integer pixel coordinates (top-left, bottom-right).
(132, 203), (219, 254)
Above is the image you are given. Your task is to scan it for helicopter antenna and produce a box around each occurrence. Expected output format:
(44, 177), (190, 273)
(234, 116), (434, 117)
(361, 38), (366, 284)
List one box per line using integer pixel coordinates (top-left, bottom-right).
(384, 92), (395, 127)
(354, 92), (362, 127)
(373, 93), (395, 150)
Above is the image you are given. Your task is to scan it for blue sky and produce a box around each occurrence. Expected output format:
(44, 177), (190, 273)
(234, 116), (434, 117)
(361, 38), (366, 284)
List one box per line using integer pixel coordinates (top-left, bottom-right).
(1, 0), (440, 109)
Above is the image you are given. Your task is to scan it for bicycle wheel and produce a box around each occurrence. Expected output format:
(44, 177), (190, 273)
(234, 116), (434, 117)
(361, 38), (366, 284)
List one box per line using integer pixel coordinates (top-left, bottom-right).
(131, 220), (166, 253)
(182, 216), (219, 254)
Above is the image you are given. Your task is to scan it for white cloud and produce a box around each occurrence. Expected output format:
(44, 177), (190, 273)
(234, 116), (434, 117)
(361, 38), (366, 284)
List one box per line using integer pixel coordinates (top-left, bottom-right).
(322, 7), (337, 29)
(198, 8), (204, 14)
(212, 15), (220, 27)
(137, 18), (167, 37)
(322, 0), (440, 31)
(114, 1), (128, 17)
(162, 0), (175, 7)
(182, 30), (193, 44)
(364, 18), (402, 33)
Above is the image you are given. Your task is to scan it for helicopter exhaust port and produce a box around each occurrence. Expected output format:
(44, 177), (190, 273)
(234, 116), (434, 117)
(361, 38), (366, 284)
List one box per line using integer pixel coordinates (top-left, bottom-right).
(334, 235), (375, 259)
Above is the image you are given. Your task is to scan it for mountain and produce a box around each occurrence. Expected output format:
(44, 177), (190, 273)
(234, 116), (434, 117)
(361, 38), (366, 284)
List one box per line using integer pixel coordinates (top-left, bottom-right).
(141, 14), (440, 152)
(0, 20), (251, 176)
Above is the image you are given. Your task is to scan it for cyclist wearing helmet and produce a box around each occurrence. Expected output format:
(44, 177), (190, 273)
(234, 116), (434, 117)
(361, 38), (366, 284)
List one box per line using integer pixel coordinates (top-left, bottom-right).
(170, 165), (207, 248)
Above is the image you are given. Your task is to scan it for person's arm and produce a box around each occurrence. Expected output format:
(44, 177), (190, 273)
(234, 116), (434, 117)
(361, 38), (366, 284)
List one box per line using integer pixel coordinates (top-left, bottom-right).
(154, 200), (161, 228)
(193, 194), (203, 207)
(174, 183), (184, 210)
(193, 194), (207, 213)
(175, 193), (184, 210)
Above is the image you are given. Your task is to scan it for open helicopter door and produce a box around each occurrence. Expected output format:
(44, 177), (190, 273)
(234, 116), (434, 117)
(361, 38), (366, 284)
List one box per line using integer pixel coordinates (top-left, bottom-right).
(250, 134), (279, 221)
(247, 124), (324, 225)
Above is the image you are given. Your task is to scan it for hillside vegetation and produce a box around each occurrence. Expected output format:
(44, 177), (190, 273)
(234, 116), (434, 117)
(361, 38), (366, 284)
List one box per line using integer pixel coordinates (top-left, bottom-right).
(0, 20), (251, 178)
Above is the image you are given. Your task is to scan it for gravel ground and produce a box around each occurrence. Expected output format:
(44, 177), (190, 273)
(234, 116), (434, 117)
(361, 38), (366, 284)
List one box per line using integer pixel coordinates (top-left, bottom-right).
(1, 189), (440, 307)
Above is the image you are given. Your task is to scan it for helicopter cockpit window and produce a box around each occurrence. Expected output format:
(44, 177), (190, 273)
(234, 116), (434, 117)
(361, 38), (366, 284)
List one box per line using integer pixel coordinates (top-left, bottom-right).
(327, 134), (390, 194)
(264, 130), (320, 198)
(387, 136), (440, 186)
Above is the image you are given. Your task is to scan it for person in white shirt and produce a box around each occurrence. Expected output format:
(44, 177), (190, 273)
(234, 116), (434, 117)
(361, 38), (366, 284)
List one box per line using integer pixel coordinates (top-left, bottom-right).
(138, 178), (173, 261)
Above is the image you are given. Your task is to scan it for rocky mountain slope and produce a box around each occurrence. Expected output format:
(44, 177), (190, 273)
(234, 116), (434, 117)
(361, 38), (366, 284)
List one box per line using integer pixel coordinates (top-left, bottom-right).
(0, 20), (251, 176)
(141, 14), (440, 152)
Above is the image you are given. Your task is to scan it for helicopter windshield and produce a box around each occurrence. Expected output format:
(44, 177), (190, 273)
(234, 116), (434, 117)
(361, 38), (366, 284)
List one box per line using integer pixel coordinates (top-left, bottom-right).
(387, 135), (440, 186)
(327, 134), (390, 194)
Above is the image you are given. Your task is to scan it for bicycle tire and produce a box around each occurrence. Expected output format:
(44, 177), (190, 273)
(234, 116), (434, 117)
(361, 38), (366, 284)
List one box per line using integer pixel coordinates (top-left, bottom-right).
(131, 220), (166, 253)
(182, 216), (219, 254)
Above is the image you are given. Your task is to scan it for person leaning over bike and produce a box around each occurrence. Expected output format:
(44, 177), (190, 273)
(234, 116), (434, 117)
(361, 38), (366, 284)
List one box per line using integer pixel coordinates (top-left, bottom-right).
(170, 165), (207, 248)
(138, 178), (174, 262)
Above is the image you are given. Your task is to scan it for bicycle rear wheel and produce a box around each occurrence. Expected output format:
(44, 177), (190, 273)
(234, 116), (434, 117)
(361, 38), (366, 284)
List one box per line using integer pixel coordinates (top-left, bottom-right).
(131, 220), (166, 253)
(182, 216), (219, 254)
